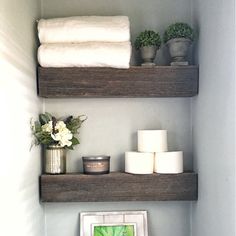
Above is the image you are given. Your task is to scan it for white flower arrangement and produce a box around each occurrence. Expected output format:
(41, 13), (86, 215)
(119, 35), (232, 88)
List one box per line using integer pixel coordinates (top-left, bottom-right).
(31, 112), (86, 149)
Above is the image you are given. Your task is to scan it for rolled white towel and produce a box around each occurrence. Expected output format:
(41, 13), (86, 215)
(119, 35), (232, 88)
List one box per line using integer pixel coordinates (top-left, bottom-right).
(38, 16), (130, 43)
(38, 42), (131, 68)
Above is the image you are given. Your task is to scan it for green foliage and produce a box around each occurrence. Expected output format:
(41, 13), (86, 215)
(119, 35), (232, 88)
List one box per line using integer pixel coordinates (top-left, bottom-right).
(163, 22), (194, 43)
(94, 225), (134, 236)
(34, 129), (54, 146)
(39, 112), (52, 125)
(65, 115), (86, 134)
(135, 30), (162, 49)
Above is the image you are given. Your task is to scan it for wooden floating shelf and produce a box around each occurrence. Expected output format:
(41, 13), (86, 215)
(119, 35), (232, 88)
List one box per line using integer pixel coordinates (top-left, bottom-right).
(40, 172), (198, 202)
(37, 66), (199, 98)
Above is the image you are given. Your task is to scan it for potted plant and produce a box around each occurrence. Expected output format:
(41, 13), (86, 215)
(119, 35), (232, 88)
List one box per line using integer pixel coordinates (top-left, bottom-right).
(31, 112), (86, 174)
(135, 30), (161, 66)
(163, 22), (194, 65)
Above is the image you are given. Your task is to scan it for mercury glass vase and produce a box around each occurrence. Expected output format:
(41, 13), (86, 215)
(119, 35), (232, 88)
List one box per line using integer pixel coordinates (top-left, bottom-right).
(44, 145), (66, 174)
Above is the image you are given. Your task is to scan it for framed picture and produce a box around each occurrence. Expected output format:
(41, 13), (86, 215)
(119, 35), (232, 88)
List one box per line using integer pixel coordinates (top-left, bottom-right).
(80, 211), (148, 236)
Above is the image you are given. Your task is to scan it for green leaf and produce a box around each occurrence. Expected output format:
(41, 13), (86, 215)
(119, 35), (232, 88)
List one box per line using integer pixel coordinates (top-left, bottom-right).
(66, 145), (74, 150)
(94, 227), (104, 236)
(71, 137), (80, 146)
(45, 112), (53, 121)
(34, 121), (41, 132)
(126, 226), (135, 236)
(100, 227), (109, 236)
(39, 114), (50, 125)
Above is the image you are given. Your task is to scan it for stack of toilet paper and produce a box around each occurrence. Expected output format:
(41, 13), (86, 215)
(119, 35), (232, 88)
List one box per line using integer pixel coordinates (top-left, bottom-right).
(125, 130), (183, 174)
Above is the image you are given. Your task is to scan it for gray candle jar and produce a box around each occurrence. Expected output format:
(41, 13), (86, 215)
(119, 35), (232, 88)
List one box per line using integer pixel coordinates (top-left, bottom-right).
(82, 156), (110, 175)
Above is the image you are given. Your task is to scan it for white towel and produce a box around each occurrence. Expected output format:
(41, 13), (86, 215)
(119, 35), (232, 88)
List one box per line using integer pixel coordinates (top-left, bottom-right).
(38, 16), (130, 43)
(38, 42), (131, 68)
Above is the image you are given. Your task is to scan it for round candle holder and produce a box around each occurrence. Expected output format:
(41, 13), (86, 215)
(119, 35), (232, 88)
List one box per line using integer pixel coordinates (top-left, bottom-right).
(82, 156), (110, 175)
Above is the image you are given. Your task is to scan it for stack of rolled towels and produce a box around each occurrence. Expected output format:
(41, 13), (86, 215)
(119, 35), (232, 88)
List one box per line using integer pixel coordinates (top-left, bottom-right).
(125, 130), (184, 174)
(37, 16), (131, 68)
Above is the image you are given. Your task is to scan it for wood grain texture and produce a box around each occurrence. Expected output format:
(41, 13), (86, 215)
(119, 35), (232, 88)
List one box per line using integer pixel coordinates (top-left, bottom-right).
(37, 66), (199, 98)
(40, 172), (198, 202)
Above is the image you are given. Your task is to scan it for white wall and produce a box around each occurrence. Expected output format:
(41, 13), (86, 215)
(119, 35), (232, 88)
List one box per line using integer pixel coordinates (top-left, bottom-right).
(0, 1), (45, 236)
(191, 0), (236, 235)
(41, 1), (194, 236)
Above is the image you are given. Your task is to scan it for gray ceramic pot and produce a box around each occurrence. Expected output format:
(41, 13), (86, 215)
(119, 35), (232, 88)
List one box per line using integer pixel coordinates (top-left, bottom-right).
(166, 38), (192, 63)
(140, 46), (157, 65)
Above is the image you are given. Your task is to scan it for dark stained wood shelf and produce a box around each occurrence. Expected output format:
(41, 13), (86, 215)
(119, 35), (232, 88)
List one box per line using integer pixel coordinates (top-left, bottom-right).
(40, 172), (198, 202)
(37, 66), (199, 98)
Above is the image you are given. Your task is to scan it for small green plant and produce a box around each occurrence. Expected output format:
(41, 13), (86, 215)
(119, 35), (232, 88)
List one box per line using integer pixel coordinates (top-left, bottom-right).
(163, 22), (194, 44)
(135, 30), (161, 50)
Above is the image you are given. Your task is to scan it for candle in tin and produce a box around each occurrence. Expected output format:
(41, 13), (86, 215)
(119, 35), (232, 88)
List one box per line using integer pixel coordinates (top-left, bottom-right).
(82, 156), (110, 175)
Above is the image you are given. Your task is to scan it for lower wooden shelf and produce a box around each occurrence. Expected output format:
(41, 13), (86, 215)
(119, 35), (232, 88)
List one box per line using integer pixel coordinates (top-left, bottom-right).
(40, 172), (197, 202)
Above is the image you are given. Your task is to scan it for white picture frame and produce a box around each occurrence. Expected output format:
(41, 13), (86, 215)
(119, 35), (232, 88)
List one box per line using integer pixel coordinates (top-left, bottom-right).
(80, 211), (148, 236)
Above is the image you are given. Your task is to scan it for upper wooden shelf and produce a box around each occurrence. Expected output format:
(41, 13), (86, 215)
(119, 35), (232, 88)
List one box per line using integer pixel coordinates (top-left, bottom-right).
(40, 172), (198, 202)
(37, 66), (199, 98)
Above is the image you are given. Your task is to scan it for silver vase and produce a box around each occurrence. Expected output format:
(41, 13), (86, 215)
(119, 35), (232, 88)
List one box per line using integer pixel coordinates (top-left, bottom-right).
(44, 145), (66, 174)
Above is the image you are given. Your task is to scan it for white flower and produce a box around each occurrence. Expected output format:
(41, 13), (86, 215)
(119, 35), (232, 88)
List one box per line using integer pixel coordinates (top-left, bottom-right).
(42, 121), (53, 133)
(55, 121), (67, 132)
(51, 128), (73, 147)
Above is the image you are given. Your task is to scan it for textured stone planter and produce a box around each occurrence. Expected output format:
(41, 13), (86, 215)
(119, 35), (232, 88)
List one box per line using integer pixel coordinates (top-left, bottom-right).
(166, 38), (192, 65)
(140, 46), (157, 66)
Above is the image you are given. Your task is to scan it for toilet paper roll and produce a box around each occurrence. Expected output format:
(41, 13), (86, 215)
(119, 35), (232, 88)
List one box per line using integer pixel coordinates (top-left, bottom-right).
(154, 151), (183, 174)
(125, 151), (154, 174)
(138, 130), (168, 152)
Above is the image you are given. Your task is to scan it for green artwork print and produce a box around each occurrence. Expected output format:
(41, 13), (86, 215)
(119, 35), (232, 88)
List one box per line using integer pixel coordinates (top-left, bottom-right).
(93, 225), (135, 236)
